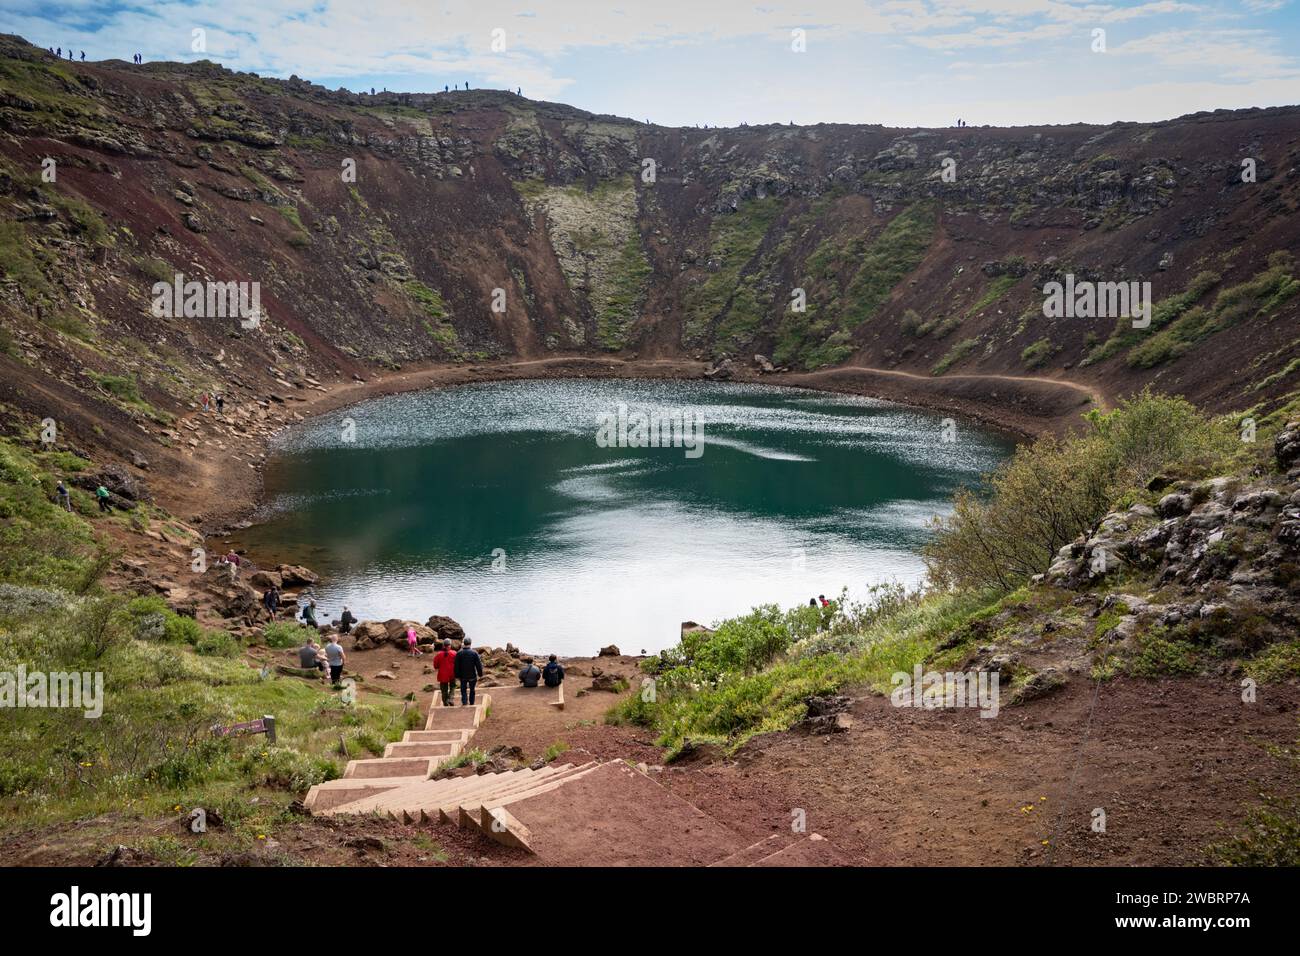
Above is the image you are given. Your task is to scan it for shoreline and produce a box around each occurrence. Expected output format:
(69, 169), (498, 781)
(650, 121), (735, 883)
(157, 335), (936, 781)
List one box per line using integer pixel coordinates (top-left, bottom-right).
(184, 356), (1103, 541)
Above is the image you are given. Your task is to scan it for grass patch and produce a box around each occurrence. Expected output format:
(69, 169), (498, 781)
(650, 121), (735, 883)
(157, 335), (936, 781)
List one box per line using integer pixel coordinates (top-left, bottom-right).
(932, 337), (979, 375)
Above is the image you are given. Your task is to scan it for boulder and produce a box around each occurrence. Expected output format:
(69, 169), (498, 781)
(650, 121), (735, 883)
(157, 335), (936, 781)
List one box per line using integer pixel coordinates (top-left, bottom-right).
(424, 615), (465, 644)
(249, 570), (283, 590)
(351, 621), (387, 650)
(598, 644), (620, 657)
(381, 619), (436, 647)
(1275, 422), (1300, 472)
(277, 564), (318, 587)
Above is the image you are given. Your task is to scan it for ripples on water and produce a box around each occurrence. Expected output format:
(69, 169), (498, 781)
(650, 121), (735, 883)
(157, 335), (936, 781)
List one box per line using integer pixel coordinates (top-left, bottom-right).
(232, 379), (1013, 655)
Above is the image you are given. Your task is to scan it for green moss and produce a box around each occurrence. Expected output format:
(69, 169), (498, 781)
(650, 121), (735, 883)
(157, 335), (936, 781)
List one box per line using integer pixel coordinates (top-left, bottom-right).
(683, 197), (784, 347)
(597, 234), (651, 350)
(1021, 337), (1059, 369)
(969, 274), (1018, 315)
(1128, 254), (1297, 369)
(932, 337), (980, 375)
(776, 202), (936, 369)
(405, 279), (448, 321)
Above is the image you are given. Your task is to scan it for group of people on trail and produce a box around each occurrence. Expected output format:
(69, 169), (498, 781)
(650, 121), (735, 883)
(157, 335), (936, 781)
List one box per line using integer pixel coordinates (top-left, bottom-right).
(298, 634), (345, 684)
(199, 392), (225, 415)
(432, 639), (483, 706)
(49, 47), (86, 61)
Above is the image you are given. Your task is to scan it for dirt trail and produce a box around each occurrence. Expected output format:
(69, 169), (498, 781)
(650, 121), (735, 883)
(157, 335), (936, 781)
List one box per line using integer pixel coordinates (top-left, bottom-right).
(808, 365), (1111, 410)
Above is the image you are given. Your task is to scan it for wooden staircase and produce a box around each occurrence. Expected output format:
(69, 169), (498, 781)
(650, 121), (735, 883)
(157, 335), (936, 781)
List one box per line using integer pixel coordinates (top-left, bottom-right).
(305, 689), (847, 865)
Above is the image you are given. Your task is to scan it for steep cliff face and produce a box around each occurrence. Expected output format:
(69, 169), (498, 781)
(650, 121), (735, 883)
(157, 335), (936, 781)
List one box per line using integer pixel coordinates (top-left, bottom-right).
(1, 33), (1298, 465)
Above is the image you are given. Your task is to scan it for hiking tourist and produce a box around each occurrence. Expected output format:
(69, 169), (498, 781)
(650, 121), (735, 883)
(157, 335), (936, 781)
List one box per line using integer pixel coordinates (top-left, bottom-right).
(455, 638), (483, 705)
(433, 640), (456, 706)
(263, 585), (279, 617)
(95, 485), (111, 513)
(301, 600), (318, 628)
(406, 625), (421, 657)
(56, 480), (72, 512)
(215, 393), (225, 415)
(339, 606), (356, 634)
(299, 637), (327, 678)
(225, 549), (241, 582)
(518, 658), (541, 687)
(324, 635), (346, 685)
(542, 654), (565, 688)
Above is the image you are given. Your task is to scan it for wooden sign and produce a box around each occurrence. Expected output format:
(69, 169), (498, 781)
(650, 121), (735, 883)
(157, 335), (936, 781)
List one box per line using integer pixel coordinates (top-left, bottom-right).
(212, 714), (277, 744)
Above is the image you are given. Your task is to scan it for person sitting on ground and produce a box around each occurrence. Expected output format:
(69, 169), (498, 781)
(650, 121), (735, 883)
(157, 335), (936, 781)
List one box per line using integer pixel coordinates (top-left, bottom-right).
(433, 640), (457, 707)
(454, 638), (483, 706)
(96, 485), (112, 513)
(518, 657), (541, 688)
(542, 654), (565, 688)
(339, 606), (356, 634)
(298, 637), (327, 678)
(324, 635), (346, 686)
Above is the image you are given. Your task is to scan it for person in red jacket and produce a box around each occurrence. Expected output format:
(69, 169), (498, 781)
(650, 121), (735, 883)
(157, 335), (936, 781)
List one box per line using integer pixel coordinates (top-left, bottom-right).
(432, 640), (457, 707)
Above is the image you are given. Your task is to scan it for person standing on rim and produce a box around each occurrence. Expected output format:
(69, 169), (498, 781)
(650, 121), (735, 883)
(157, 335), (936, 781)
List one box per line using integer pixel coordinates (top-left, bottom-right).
(454, 638), (483, 706)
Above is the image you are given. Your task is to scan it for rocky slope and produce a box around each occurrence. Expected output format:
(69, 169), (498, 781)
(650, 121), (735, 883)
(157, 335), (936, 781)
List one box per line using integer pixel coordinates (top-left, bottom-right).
(1, 32), (1298, 474)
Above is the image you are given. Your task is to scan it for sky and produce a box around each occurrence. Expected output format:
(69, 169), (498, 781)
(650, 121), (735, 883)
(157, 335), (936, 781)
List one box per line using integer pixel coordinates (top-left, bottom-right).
(5, 0), (1298, 128)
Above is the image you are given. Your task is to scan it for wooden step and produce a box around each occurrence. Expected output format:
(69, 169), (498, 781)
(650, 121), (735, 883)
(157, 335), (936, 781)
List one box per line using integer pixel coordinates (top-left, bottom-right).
(340, 768), (541, 820)
(382, 740), (460, 759)
(304, 776), (426, 813)
(343, 756), (434, 780)
(402, 730), (470, 743)
(454, 764), (588, 829)
(423, 701), (488, 732)
(430, 768), (559, 824)
(467, 763), (603, 844)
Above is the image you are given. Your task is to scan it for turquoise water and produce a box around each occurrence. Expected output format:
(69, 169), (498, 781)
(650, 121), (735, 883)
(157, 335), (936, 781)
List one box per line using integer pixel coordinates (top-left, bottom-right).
(225, 379), (1013, 656)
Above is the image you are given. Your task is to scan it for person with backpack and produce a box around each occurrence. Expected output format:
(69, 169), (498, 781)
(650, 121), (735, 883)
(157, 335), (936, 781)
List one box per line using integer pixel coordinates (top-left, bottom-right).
(301, 600), (318, 628)
(432, 640), (457, 706)
(518, 658), (541, 688)
(454, 638), (483, 705)
(542, 654), (564, 688)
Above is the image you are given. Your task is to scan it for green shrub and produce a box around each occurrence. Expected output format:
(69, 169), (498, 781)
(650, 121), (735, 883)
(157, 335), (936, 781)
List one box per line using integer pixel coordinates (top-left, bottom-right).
(195, 630), (240, 657)
(925, 389), (1235, 592)
(931, 337), (979, 375)
(263, 621), (316, 648)
(1020, 337), (1058, 369)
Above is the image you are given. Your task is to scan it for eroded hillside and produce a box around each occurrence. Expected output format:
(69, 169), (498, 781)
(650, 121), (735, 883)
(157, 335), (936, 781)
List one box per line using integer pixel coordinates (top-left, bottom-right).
(1, 33), (1298, 471)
